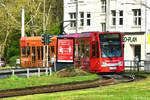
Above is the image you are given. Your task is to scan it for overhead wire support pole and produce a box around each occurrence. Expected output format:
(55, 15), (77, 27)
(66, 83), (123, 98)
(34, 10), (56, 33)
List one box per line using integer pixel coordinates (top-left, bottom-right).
(43, 0), (46, 68)
(46, 35), (49, 76)
(76, 0), (78, 33)
(21, 7), (25, 37)
(43, 0), (46, 34)
(43, 36), (45, 68)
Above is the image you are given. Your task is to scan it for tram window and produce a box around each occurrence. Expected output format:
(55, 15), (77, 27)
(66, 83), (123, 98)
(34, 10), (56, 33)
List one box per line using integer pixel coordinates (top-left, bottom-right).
(78, 45), (81, 64)
(48, 47), (50, 61)
(51, 46), (54, 57)
(37, 47), (40, 60)
(92, 44), (96, 57)
(81, 40), (85, 58)
(123, 44), (124, 53)
(22, 47), (26, 57)
(86, 44), (90, 58)
(78, 45), (80, 59)
(41, 47), (43, 60)
(45, 46), (47, 54)
(75, 44), (78, 57)
(27, 47), (30, 57)
(97, 42), (99, 58)
(32, 47), (36, 61)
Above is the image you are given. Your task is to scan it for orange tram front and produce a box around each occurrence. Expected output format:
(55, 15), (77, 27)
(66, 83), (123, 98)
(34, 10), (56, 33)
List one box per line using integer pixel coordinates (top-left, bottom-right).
(71, 32), (124, 73)
(20, 36), (57, 68)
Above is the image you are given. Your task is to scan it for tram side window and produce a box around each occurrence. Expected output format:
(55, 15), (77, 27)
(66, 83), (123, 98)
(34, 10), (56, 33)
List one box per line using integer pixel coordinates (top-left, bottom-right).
(37, 47), (40, 60)
(22, 47), (26, 57)
(27, 47), (30, 57)
(75, 44), (78, 58)
(32, 47), (36, 61)
(92, 44), (96, 57)
(81, 40), (85, 58)
(78, 45), (80, 59)
(97, 42), (99, 58)
(86, 44), (90, 58)
(41, 47), (43, 60)
(48, 47), (50, 61)
(51, 46), (54, 57)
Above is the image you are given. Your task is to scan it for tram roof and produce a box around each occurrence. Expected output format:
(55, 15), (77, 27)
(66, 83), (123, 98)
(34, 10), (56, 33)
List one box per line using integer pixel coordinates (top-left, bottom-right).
(62, 33), (80, 37)
(20, 36), (41, 41)
(20, 35), (58, 41)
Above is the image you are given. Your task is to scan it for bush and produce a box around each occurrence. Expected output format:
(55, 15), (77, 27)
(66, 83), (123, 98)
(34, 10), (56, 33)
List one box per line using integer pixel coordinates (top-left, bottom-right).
(8, 56), (20, 66)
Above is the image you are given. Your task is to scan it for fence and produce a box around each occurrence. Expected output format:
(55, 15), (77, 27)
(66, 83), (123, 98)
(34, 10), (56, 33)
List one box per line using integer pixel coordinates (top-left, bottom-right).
(124, 60), (144, 72)
(0, 60), (146, 72)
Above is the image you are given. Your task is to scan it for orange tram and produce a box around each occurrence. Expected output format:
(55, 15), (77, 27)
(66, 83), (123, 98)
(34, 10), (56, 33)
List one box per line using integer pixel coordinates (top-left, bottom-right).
(20, 35), (57, 68)
(20, 32), (124, 73)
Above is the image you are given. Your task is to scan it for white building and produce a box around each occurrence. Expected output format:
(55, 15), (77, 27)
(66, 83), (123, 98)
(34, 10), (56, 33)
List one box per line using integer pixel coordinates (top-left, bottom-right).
(63, 0), (150, 61)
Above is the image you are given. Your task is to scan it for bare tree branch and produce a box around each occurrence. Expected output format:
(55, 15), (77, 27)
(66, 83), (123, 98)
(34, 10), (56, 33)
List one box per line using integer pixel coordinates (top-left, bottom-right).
(46, 3), (52, 28)
(25, 2), (42, 26)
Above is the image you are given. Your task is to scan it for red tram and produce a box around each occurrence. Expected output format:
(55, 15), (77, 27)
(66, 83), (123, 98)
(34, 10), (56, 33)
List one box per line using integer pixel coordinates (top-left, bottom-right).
(20, 32), (124, 73)
(63, 32), (124, 73)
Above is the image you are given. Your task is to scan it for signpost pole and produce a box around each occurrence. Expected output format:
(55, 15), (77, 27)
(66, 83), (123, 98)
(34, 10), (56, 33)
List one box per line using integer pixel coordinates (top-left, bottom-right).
(43, 45), (45, 68)
(46, 40), (49, 76)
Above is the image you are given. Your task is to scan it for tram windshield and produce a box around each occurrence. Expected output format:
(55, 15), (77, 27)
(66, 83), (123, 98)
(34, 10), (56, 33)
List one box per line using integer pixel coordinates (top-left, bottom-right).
(99, 33), (122, 58)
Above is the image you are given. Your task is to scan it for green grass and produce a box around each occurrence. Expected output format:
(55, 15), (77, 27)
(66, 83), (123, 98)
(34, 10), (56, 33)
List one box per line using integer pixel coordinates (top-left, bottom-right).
(0, 73), (99, 90)
(3, 73), (150, 100)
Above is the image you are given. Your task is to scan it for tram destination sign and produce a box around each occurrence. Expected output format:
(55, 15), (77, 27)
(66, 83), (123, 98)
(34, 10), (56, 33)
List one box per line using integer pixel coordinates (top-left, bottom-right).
(56, 37), (74, 63)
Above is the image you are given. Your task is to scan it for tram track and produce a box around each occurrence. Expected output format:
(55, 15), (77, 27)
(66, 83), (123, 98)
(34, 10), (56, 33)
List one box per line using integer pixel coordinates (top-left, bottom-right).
(0, 74), (145, 98)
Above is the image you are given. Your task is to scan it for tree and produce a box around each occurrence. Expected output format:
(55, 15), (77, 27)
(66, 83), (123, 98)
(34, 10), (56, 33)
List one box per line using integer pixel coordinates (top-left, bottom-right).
(0, 0), (63, 60)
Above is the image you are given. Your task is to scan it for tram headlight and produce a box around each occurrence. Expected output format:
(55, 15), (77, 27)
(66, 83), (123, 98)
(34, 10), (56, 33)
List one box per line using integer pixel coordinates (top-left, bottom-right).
(118, 61), (123, 66)
(101, 61), (123, 67)
(101, 62), (107, 67)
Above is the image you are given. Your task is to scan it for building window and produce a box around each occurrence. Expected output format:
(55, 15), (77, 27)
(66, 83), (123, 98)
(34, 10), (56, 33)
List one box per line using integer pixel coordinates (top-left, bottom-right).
(101, 23), (106, 32)
(119, 10), (123, 25)
(70, 0), (77, 2)
(80, 12), (84, 26)
(79, 12), (91, 26)
(87, 12), (91, 26)
(69, 13), (76, 27)
(101, 0), (106, 13)
(111, 10), (116, 25)
(133, 9), (141, 25)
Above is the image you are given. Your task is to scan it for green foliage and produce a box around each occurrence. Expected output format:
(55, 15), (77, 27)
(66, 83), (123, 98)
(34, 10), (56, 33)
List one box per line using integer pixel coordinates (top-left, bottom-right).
(8, 56), (20, 66)
(4, 73), (150, 100)
(47, 24), (62, 35)
(0, 73), (99, 90)
(0, 0), (63, 60)
(5, 30), (20, 61)
(9, 75), (19, 80)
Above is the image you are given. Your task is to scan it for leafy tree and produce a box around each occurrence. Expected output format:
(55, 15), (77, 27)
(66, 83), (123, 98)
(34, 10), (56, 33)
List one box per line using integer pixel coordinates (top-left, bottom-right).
(0, 0), (63, 61)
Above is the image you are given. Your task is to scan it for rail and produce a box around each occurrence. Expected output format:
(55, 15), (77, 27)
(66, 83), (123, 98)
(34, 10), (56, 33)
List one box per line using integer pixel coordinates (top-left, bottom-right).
(0, 74), (145, 98)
